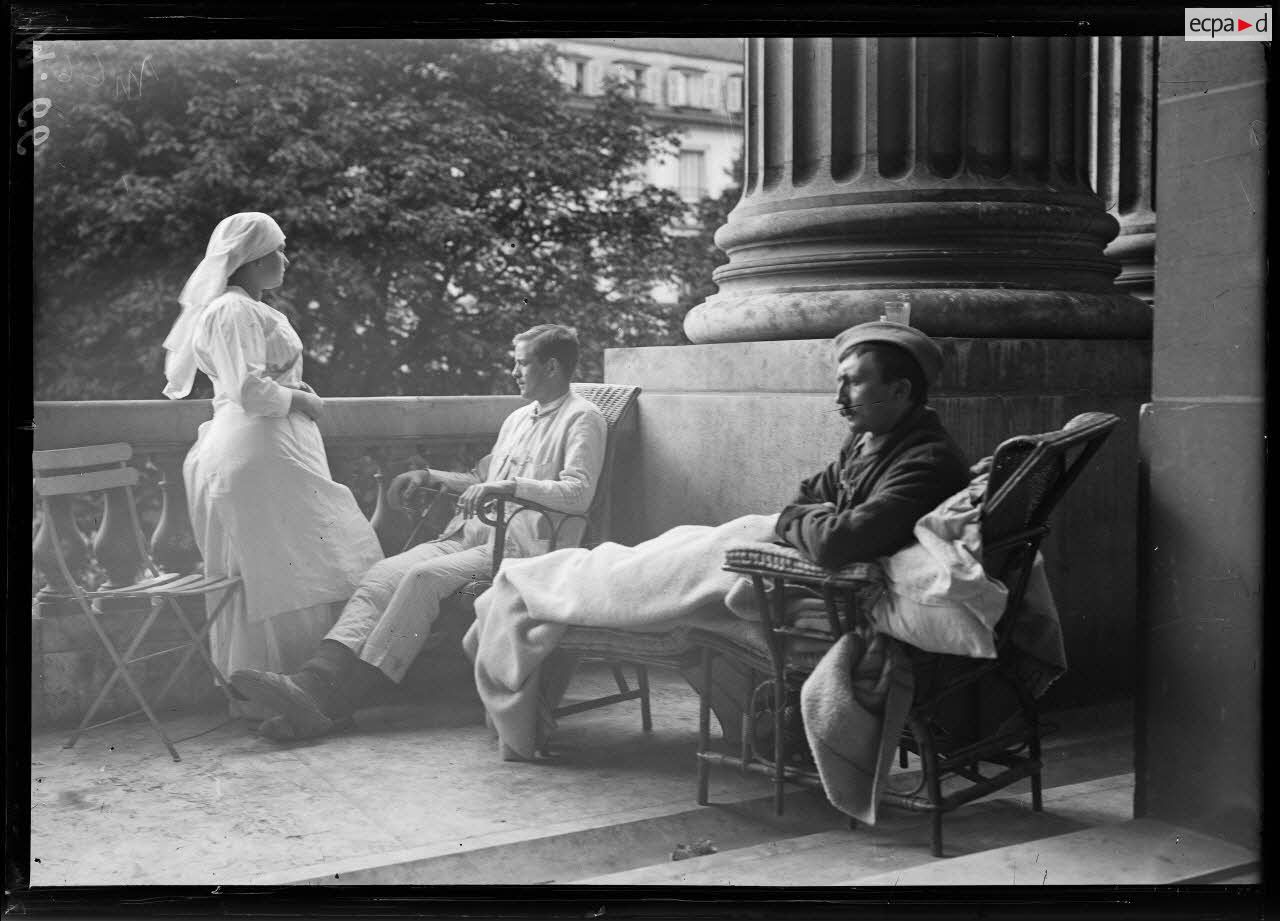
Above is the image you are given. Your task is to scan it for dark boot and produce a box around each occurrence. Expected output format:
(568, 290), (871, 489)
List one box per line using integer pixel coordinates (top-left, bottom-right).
(299, 640), (394, 716)
(231, 641), (392, 739)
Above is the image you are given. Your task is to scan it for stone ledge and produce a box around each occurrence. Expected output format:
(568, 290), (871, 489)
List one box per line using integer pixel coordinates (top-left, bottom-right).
(845, 818), (1258, 886)
(607, 338), (1151, 395)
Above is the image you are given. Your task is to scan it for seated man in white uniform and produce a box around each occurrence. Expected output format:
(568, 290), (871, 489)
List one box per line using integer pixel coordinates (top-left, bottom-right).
(231, 324), (608, 741)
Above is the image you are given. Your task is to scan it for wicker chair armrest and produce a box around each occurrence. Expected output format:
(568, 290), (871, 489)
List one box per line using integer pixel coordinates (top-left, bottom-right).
(723, 541), (884, 589)
(490, 494), (589, 526)
(560, 624), (701, 665)
(477, 495), (589, 548)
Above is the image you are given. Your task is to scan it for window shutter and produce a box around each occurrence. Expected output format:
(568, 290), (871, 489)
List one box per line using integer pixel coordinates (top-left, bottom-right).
(678, 149), (707, 200)
(644, 67), (662, 104)
(666, 70), (683, 107)
(725, 75), (744, 113)
(585, 59), (604, 95)
(702, 73), (720, 110)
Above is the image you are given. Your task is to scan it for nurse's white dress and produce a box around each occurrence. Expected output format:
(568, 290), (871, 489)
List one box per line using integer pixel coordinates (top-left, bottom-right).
(183, 286), (383, 711)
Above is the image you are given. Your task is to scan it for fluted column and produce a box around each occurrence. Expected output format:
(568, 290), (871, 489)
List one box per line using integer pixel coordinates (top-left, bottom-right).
(685, 36), (1151, 343)
(1094, 37), (1157, 303)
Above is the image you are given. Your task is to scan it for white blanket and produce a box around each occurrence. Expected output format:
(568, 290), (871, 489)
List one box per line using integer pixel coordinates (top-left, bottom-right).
(462, 514), (780, 759)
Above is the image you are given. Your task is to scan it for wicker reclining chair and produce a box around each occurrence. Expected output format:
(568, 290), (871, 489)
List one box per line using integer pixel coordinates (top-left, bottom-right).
(699, 411), (1121, 857)
(376, 384), (671, 728)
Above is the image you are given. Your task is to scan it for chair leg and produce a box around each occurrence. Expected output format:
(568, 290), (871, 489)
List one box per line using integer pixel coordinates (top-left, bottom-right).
(910, 711), (945, 858)
(609, 663), (631, 694)
(1008, 671), (1045, 814)
(636, 665), (652, 732)
(65, 600), (164, 745)
(696, 649), (713, 806)
(899, 743), (908, 769)
(772, 676), (786, 816)
(151, 590), (237, 713)
(66, 601), (180, 761)
(1028, 713), (1044, 812)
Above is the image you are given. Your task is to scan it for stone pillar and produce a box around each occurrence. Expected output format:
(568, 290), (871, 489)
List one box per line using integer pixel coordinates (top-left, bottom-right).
(685, 36), (1150, 343)
(607, 37), (1153, 708)
(1095, 37), (1157, 304)
(1136, 38), (1263, 849)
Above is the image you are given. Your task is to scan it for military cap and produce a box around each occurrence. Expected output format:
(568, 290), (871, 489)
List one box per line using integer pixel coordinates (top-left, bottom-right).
(833, 320), (944, 387)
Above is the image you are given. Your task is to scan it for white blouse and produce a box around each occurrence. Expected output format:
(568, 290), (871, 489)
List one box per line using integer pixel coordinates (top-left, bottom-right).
(191, 287), (301, 416)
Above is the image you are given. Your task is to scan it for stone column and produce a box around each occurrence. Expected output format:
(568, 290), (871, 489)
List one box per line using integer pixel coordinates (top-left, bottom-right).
(685, 37), (1150, 344)
(1095, 37), (1157, 303)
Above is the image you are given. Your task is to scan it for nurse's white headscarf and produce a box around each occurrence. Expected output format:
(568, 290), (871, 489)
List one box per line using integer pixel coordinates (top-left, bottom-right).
(162, 212), (286, 399)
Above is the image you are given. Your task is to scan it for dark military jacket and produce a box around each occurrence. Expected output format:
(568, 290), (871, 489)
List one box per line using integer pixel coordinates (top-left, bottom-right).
(775, 405), (970, 569)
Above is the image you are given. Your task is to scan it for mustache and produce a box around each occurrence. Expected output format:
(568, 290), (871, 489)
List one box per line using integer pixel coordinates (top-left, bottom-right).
(827, 401), (887, 417)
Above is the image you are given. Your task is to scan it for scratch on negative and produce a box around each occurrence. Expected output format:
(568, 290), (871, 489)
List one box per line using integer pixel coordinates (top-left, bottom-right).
(1238, 178), (1255, 213)
(1151, 617), (1231, 632)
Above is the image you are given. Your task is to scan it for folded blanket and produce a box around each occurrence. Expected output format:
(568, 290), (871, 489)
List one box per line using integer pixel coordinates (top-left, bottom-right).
(463, 514), (781, 760)
(800, 627), (914, 824)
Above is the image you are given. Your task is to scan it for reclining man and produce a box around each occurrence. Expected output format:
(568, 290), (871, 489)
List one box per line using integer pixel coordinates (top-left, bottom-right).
(231, 323), (608, 741)
(465, 319), (974, 761)
(777, 319), (970, 568)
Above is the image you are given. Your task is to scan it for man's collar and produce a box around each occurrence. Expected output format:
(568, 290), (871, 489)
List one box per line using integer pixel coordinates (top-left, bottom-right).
(531, 389), (572, 419)
(861, 404), (929, 455)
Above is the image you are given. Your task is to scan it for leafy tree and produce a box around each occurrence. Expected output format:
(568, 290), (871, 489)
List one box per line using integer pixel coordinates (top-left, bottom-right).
(33, 38), (690, 399)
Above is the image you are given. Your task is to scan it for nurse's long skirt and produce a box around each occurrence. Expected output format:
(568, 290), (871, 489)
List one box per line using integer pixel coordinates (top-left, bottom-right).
(184, 405), (384, 715)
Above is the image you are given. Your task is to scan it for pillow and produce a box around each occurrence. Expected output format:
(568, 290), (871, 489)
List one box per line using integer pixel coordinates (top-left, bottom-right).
(870, 483), (1006, 658)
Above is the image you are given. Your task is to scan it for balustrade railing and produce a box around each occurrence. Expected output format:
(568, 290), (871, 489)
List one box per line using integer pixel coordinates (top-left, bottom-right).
(31, 396), (522, 605)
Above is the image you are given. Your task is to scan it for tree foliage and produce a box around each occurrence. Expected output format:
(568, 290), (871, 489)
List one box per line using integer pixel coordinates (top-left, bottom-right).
(34, 38), (699, 399)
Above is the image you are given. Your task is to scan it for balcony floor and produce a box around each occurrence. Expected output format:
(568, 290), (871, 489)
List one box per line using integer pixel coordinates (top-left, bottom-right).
(29, 656), (1138, 887)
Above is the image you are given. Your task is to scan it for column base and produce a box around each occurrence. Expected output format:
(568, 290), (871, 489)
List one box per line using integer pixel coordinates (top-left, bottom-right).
(684, 286), (1151, 343)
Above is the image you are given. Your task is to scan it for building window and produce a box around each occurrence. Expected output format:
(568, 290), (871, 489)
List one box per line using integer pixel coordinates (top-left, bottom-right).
(611, 62), (647, 101)
(677, 149), (707, 201)
(725, 74), (744, 113)
(666, 70), (687, 107)
(667, 69), (705, 108)
(559, 56), (589, 94)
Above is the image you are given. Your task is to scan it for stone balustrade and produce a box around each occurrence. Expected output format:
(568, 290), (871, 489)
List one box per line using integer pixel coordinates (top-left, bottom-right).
(30, 395), (519, 727)
(32, 396), (520, 594)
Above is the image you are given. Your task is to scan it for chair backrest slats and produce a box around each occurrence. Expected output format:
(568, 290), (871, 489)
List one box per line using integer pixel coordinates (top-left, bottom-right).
(977, 412), (1119, 648)
(570, 383), (641, 546)
(33, 443), (133, 472)
(35, 466), (140, 497)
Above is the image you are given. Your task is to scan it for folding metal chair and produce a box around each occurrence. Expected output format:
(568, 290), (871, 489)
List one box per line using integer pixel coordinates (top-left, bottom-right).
(33, 443), (240, 762)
